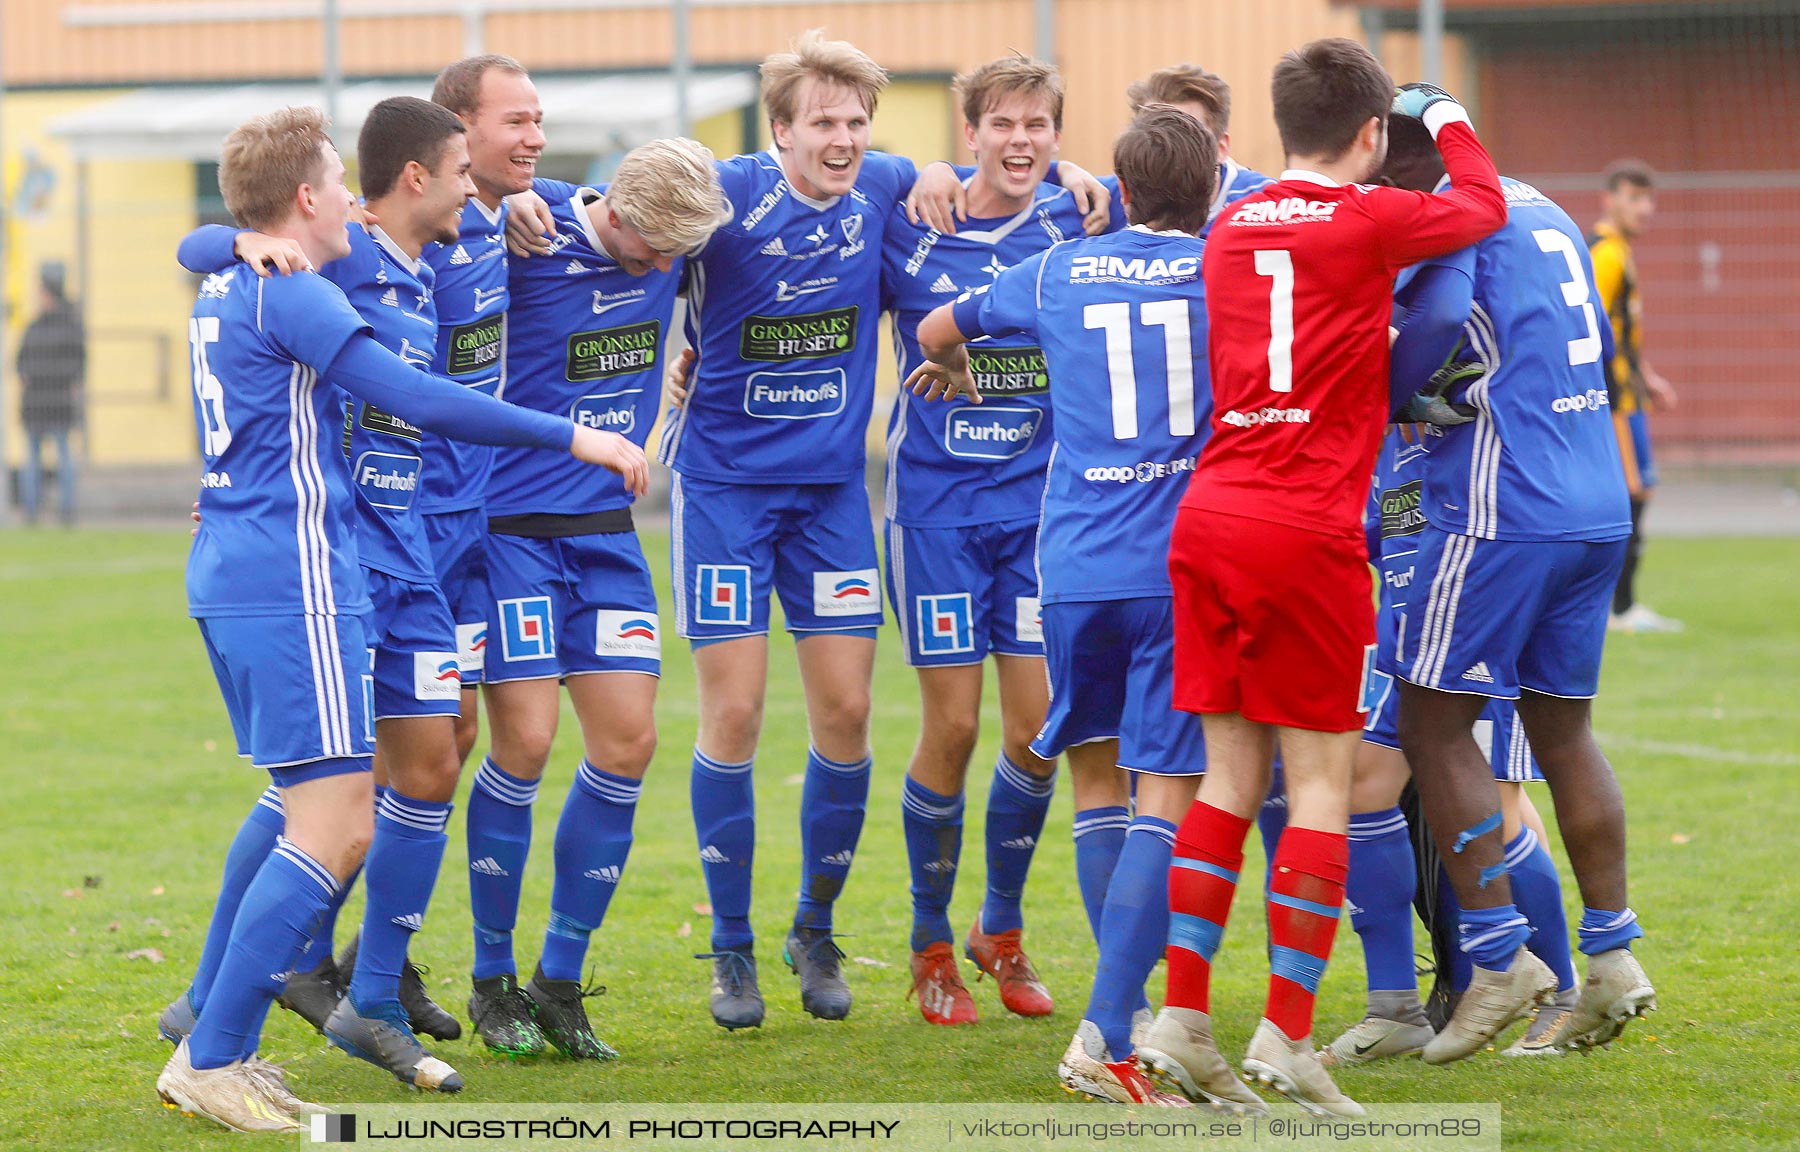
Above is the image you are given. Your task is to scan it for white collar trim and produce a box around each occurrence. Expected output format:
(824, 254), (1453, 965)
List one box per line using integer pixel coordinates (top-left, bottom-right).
(1279, 168), (1341, 188)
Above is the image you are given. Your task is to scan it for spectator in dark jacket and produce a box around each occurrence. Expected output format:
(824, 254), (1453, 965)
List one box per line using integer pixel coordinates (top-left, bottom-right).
(17, 267), (85, 524)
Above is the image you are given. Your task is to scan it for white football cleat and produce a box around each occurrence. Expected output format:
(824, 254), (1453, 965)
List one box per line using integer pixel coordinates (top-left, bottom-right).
(1319, 1014), (1436, 1066)
(1138, 1006), (1268, 1112)
(1556, 949), (1656, 1050)
(157, 1039), (302, 1133)
(1423, 947), (1556, 1064)
(1242, 1018), (1365, 1118)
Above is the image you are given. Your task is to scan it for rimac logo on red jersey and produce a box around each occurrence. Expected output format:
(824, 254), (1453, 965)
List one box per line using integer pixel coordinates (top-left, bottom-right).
(1229, 197), (1341, 226)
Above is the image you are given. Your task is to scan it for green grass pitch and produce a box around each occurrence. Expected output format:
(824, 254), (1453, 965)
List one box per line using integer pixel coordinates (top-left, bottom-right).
(2, 529), (1796, 1149)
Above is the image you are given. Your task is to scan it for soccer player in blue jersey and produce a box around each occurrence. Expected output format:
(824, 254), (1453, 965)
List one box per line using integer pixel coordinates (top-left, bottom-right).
(1125, 65), (1274, 237)
(881, 55), (1123, 1028)
(1377, 113), (1656, 1063)
(449, 139), (729, 1060)
(155, 107), (645, 1131)
(906, 106), (1262, 1111)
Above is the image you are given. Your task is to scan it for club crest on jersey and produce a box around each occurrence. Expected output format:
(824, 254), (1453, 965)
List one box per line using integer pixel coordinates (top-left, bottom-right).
(596, 610), (661, 660)
(413, 652), (463, 702)
(498, 597), (554, 662)
(837, 214), (866, 259)
(1015, 597), (1043, 645)
(456, 622), (487, 674)
(916, 593), (974, 655)
(695, 565), (752, 627)
(945, 406), (1040, 461)
(815, 570), (881, 618)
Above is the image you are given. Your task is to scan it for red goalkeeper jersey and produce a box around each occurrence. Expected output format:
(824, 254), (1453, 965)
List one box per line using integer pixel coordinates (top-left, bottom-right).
(1183, 119), (1504, 538)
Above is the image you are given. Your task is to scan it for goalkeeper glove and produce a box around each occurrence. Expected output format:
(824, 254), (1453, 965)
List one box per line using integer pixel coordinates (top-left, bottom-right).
(1398, 357), (1484, 426)
(1392, 82), (1460, 121)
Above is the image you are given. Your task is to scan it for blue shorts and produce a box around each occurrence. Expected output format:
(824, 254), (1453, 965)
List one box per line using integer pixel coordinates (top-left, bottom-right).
(1032, 597), (1207, 777)
(670, 472), (883, 641)
(423, 508), (489, 685)
(1628, 409), (1657, 491)
(365, 570), (463, 722)
(1399, 530), (1626, 700)
(1362, 666), (1544, 783)
(884, 518), (1043, 667)
(199, 613), (375, 769)
(485, 530), (661, 681)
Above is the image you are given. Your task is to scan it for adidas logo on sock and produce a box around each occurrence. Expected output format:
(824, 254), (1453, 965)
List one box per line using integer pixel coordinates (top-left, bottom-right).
(699, 845), (729, 864)
(564, 259), (585, 275)
(391, 912), (425, 931)
(449, 244), (472, 265)
(820, 849), (855, 866)
(470, 856), (509, 876)
(1000, 836), (1037, 850)
(930, 272), (958, 294)
(760, 236), (788, 257)
(584, 865), (622, 884)
(922, 858), (956, 874)
(1462, 662), (1495, 684)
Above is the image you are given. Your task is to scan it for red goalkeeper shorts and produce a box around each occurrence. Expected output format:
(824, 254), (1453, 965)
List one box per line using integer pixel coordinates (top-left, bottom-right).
(1169, 507), (1375, 733)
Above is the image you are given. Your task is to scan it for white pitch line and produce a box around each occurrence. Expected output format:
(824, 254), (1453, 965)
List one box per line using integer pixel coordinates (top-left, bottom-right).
(1596, 731), (1800, 767)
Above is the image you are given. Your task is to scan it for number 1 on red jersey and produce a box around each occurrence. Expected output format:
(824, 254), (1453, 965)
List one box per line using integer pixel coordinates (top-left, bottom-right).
(1254, 249), (1294, 393)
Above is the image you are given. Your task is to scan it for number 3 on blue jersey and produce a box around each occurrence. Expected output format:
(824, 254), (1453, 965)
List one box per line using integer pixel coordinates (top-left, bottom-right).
(1082, 299), (1197, 440)
(189, 315), (234, 457)
(1531, 229), (1602, 366)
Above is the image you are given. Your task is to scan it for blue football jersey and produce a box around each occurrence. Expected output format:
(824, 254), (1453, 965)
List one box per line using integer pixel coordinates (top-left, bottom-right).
(320, 223), (440, 584)
(488, 178), (680, 517)
(1420, 179), (1633, 542)
(186, 267), (371, 617)
(952, 226), (1214, 604)
(1368, 428), (1437, 671)
(657, 149), (917, 484)
(1204, 158), (1274, 236)
(882, 185), (1109, 528)
(418, 197), (509, 513)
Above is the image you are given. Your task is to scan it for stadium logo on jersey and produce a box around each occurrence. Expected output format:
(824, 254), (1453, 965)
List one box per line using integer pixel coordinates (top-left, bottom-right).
(760, 236), (789, 257)
(1380, 480), (1426, 540)
(568, 320), (659, 382)
(446, 317), (503, 377)
(915, 593), (974, 654)
(775, 276), (838, 303)
(377, 265), (390, 284)
(570, 385), (645, 435)
(744, 368), (847, 420)
(815, 570), (882, 618)
(592, 288), (648, 316)
(945, 406), (1041, 461)
(471, 286), (506, 314)
(360, 402), (423, 442)
(1229, 197), (1341, 226)
(456, 623), (487, 675)
(413, 652), (463, 702)
(740, 184), (785, 231)
(1036, 208), (1067, 244)
(546, 231), (575, 254)
(352, 451), (423, 510)
(596, 610), (661, 660)
(564, 259), (586, 275)
(498, 597), (555, 662)
(379, 287), (400, 307)
(1015, 596), (1043, 645)
(1551, 389), (1610, 414)
(449, 244), (472, 265)
(904, 231), (940, 275)
(1069, 253), (1200, 285)
(739, 307), (857, 361)
(695, 565), (752, 627)
(930, 273), (958, 294)
(969, 346), (1049, 395)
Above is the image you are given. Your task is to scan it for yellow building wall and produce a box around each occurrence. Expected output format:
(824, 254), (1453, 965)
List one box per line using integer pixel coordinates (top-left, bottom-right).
(5, 89), (200, 470)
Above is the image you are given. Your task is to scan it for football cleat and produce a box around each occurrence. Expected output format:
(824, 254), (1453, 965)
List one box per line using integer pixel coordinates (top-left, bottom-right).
(964, 921), (1053, 1018)
(156, 1039), (301, 1133)
(525, 964), (620, 1061)
(908, 942), (978, 1026)
(1242, 1018), (1365, 1118)
(275, 955), (346, 1036)
(1555, 949), (1656, 1051)
(244, 1056), (327, 1115)
(1057, 1021), (1189, 1106)
(696, 946), (764, 1030)
(1129, 1005), (1154, 1051)
(157, 991), (197, 1045)
(1501, 987), (1578, 1057)
(324, 998), (464, 1092)
(1319, 1014), (1437, 1067)
(467, 973), (546, 1055)
(1423, 946), (1556, 1064)
(1138, 1006), (1268, 1112)
(784, 926), (852, 1021)
(337, 933), (463, 1042)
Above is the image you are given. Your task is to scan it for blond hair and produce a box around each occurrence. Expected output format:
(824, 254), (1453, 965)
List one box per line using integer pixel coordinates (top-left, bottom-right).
(219, 105), (332, 231)
(1126, 64), (1233, 134)
(955, 54), (1064, 132)
(606, 138), (730, 255)
(760, 29), (888, 125)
